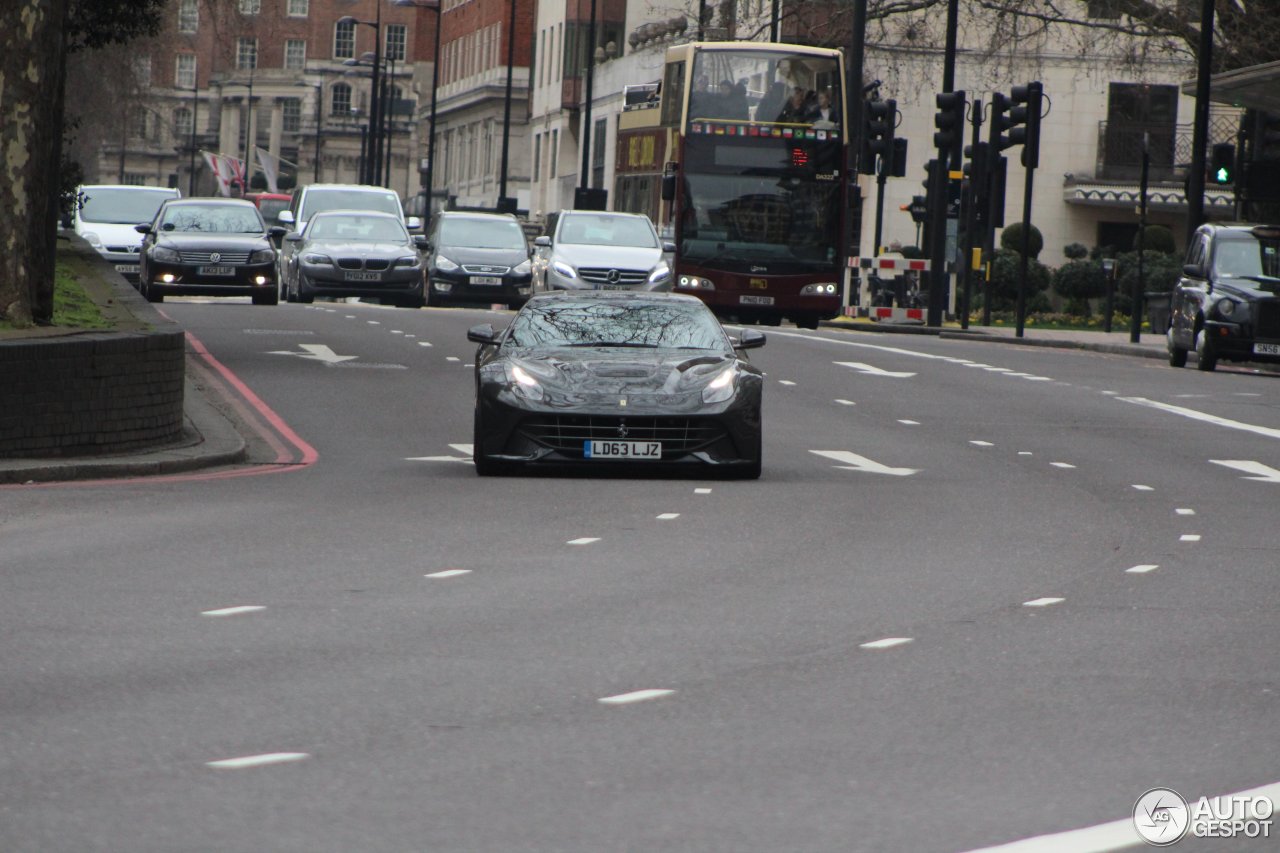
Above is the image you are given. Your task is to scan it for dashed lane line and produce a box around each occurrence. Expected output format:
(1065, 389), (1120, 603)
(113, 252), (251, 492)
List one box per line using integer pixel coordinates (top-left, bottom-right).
(860, 637), (913, 650)
(206, 753), (309, 770)
(425, 569), (472, 579)
(201, 606), (265, 617)
(1023, 597), (1064, 607)
(598, 689), (675, 706)
(1126, 565), (1159, 574)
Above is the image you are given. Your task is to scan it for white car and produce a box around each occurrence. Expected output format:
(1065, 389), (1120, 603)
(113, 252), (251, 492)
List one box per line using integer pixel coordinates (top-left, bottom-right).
(67, 185), (182, 282)
(533, 211), (675, 293)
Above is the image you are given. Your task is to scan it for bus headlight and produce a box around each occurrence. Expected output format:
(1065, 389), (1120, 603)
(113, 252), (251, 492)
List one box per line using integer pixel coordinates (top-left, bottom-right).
(677, 275), (714, 289)
(801, 283), (838, 295)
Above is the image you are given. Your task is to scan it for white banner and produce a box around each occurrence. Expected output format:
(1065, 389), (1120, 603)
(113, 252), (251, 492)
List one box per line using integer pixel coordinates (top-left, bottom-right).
(255, 146), (280, 194)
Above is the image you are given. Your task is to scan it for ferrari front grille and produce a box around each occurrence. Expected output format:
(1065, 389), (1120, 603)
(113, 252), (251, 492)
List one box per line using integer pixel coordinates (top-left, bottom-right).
(518, 415), (727, 455)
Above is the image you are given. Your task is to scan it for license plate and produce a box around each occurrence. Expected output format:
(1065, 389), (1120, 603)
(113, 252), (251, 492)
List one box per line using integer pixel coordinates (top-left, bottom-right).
(199, 266), (234, 276)
(471, 275), (503, 285)
(584, 440), (661, 459)
(344, 271), (382, 282)
(740, 294), (775, 305)
(115, 264), (139, 274)
(600, 284), (632, 291)
(1254, 342), (1280, 355)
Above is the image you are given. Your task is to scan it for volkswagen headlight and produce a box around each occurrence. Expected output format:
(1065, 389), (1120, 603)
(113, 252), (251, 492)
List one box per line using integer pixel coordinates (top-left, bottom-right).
(249, 248), (276, 264)
(702, 366), (736, 404)
(151, 246), (181, 263)
(302, 253), (332, 265)
(435, 256), (460, 272)
(513, 258), (532, 275)
(552, 260), (577, 280)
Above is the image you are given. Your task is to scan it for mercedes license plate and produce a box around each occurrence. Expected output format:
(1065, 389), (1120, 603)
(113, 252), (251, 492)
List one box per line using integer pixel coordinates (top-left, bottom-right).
(199, 266), (234, 276)
(1254, 342), (1280, 355)
(585, 440), (661, 459)
(114, 264), (139, 274)
(600, 284), (632, 291)
(344, 271), (382, 282)
(470, 275), (502, 285)
(739, 294), (775, 305)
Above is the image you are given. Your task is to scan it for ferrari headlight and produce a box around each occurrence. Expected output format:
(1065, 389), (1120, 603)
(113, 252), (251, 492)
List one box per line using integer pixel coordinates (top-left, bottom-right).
(435, 256), (460, 272)
(302, 253), (332, 265)
(151, 246), (181, 263)
(552, 260), (577, 280)
(395, 254), (421, 268)
(513, 258), (532, 275)
(249, 248), (275, 264)
(509, 364), (545, 401)
(702, 366), (736, 404)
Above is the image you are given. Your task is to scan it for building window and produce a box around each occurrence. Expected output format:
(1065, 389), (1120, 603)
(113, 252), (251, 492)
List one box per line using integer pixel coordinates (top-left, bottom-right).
(285, 39), (306, 70)
(533, 133), (541, 181)
(174, 107), (193, 139)
(283, 98), (302, 132)
(287, 0), (309, 16)
(131, 107), (149, 139)
(334, 20), (355, 59)
(239, 0), (260, 14)
(592, 118), (607, 189)
(331, 82), (352, 117)
(386, 24), (407, 62)
(135, 56), (152, 87)
(237, 38), (258, 71)
(175, 54), (196, 88)
(550, 128), (558, 178)
(178, 0), (198, 34)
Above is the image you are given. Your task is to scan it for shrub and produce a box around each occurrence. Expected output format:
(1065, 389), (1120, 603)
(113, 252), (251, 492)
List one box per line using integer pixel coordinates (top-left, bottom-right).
(1063, 242), (1089, 260)
(1133, 224), (1176, 255)
(999, 222), (1044, 259)
(1112, 250), (1182, 314)
(976, 248), (1051, 313)
(1052, 258), (1107, 317)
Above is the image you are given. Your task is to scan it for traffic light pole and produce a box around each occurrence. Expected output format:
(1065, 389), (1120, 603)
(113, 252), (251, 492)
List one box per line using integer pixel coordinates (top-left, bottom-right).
(959, 99), (982, 330)
(1014, 160), (1036, 338)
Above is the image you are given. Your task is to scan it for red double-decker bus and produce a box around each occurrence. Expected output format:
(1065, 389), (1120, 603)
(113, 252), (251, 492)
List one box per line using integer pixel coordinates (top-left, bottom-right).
(622, 42), (848, 329)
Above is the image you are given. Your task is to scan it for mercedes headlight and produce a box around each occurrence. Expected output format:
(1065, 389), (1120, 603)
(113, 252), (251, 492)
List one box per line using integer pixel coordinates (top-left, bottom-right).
(513, 258), (532, 275)
(702, 366), (736, 404)
(648, 263), (672, 284)
(249, 248), (276, 264)
(435, 256), (460, 272)
(552, 260), (578, 280)
(302, 253), (332, 265)
(151, 246), (181, 263)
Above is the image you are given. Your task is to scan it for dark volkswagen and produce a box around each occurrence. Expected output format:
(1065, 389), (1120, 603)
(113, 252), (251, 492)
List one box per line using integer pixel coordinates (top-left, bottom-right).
(137, 198), (284, 304)
(1169, 223), (1280, 371)
(467, 292), (765, 478)
(425, 211), (533, 307)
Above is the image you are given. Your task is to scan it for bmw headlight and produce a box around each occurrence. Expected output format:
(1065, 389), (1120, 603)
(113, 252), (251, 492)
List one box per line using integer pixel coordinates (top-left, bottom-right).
(552, 260), (577, 280)
(435, 256), (460, 272)
(151, 246), (181, 263)
(395, 254), (421, 268)
(702, 366), (736, 404)
(648, 263), (672, 283)
(508, 363), (545, 401)
(249, 248), (276, 264)
(303, 253), (332, 265)
(513, 258), (532, 275)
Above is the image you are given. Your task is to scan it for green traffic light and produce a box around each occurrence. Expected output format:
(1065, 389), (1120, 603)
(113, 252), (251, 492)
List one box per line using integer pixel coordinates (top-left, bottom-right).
(1216, 167), (1231, 184)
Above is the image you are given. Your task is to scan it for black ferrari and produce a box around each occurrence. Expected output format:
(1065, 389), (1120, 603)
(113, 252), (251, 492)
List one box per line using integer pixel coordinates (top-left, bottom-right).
(467, 292), (765, 478)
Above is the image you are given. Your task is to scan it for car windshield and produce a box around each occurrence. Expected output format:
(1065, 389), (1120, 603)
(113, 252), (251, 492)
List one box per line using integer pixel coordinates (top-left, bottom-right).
(439, 218), (527, 250)
(79, 188), (176, 224)
(557, 214), (657, 248)
(506, 299), (730, 350)
(301, 189), (402, 221)
(1213, 235), (1280, 279)
(308, 215), (408, 242)
(159, 204), (264, 233)
(257, 198), (290, 222)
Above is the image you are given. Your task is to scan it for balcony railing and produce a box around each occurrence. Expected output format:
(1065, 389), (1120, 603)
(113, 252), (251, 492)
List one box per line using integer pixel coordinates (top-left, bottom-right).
(1095, 115), (1239, 181)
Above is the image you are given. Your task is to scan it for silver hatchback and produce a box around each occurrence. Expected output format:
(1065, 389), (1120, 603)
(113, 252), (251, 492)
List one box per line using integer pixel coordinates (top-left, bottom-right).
(532, 211), (675, 293)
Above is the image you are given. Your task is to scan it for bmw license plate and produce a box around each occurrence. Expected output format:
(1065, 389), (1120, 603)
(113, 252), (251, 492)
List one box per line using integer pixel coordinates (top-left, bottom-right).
(740, 294), (774, 305)
(1254, 342), (1280, 355)
(585, 440), (661, 459)
(199, 266), (234, 276)
(471, 275), (503, 285)
(114, 264), (139, 274)
(344, 271), (382, 282)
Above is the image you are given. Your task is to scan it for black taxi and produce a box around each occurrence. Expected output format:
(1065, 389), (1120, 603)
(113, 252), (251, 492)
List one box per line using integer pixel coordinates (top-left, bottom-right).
(1168, 223), (1280, 371)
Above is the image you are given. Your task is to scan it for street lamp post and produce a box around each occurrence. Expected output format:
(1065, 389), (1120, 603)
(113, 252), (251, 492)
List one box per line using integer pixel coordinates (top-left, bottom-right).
(220, 72), (257, 194)
(393, 0), (442, 224)
(294, 80), (324, 182)
(339, 8), (383, 185)
(496, 0), (517, 213)
(179, 83), (199, 196)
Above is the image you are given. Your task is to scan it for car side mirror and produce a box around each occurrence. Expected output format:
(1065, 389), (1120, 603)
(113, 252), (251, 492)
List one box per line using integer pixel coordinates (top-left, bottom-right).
(406, 216), (423, 230)
(1183, 263), (1204, 278)
(278, 210), (295, 225)
(413, 235), (429, 249)
(662, 241), (676, 253)
(736, 329), (767, 350)
(134, 224), (151, 234)
(284, 232), (303, 243)
(268, 226), (288, 239)
(534, 235), (551, 248)
(467, 323), (499, 345)
(661, 174), (676, 202)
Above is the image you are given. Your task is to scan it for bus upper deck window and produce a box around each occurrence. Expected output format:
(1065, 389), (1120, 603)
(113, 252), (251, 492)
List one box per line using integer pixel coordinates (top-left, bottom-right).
(661, 61), (685, 127)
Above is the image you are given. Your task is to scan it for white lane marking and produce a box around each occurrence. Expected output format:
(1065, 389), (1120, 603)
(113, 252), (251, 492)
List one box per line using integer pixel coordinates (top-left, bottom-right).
(1126, 564), (1159, 574)
(970, 440), (994, 447)
(449, 444), (474, 456)
(1234, 392), (1262, 397)
(898, 419), (920, 425)
(1180, 534), (1201, 542)
(833, 361), (917, 378)
(963, 363), (991, 368)
(695, 488), (712, 494)
(1018, 451), (1033, 456)
(407, 455), (471, 463)
(860, 637), (913, 649)
(417, 341), (433, 347)
(446, 356), (460, 362)
(201, 606), (265, 617)
(425, 569), (471, 579)
(1131, 484), (1154, 491)
(1175, 508), (1196, 516)
(1118, 396), (1280, 440)
(810, 449), (919, 476)
(1024, 376), (1054, 382)
(405, 334), (416, 338)
(206, 753), (309, 769)
(1051, 462), (1076, 469)
(983, 367), (1012, 372)
(464, 363), (474, 367)
(391, 330), (403, 334)
(1004, 372), (1035, 378)
(344, 315), (355, 319)
(1100, 390), (1118, 396)
(778, 380), (797, 386)
(268, 344), (358, 364)
(656, 513), (680, 520)
(598, 689), (674, 705)
(367, 320), (380, 325)
(960, 779), (1280, 853)
(1209, 459), (1280, 482)
(1023, 597), (1064, 607)
(567, 538), (601, 546)
(835, 399), (856, 406)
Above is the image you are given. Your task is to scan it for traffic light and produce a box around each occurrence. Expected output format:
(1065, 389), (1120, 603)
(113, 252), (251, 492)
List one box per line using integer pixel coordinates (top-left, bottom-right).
(963, 141), (990, 229)
(860, 98), (895, 175)
(890, 137), (908, 177)
(1256, 111), (1280, 161)
(1210, 142), (1236, 185)
(933, 90), (966, 164)
(1010, 82), (1043, 168)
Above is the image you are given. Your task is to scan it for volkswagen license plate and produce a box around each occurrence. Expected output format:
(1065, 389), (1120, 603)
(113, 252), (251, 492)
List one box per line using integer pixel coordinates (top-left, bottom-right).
(585, 440), (661, 459)
(739, 294), (774, 305)
(344, 271), (382, 282)
(199, 266), (234, 276)
(114, 264), (139, 274)
(1254, 342), (1280, 355)
(470, 275), (502, 285)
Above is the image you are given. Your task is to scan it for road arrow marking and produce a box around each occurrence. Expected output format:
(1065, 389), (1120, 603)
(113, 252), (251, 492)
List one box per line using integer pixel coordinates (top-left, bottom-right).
(810, 450), (919, 476)
(834, 361), (916, 378)
(268, 343), (358, 364)
(406, 444), (476, 464)
(1209, 459), (1280, 482)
